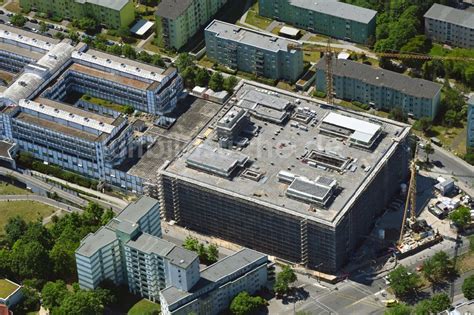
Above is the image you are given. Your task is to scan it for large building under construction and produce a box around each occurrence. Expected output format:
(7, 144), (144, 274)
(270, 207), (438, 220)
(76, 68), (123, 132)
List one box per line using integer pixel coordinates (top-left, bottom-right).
(159, 82), (411, 273)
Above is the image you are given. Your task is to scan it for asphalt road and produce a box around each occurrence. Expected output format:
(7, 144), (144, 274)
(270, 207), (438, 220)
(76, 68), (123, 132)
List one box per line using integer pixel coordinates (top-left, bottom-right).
(418, 144), (474, 195)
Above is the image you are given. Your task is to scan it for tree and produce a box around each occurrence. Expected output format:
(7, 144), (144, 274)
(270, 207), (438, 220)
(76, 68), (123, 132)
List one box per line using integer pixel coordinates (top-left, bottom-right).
(116, 26), (131, 41)
(223, 76), (239, 93)
(11, 239), (51, 280)
(384, 303), (412, 315)
(462, 274), (474, 300)
(107, 44), (123, 56)
(429, 293), (451, 313)
(68, 31), (80, 42)
(21, 221), (53, 250)
(151, 54), (165, 67)
(413, 117), (432, 134)
(72, 17), (97, 33)
(0, 249), (11, 277)
(400, 35), (431, 69)
(39, 21), (48, 33)
(41, 280), (69, 310)
(181, 66), (196, 88)
(387, 266), (420, 297)
(49, 241), (78, 279)
(274, 265), (296, 296)
(229, 291), (266, 315)
(194, 68), (210, 87)
(175, 53), (194, 72)
(388, 107), (408, 123)
(449, 206), (472, 230)
(413, 299), (432, 315)
(4, 216), (28, 247)
(137, 51), (152, 64)
(54, 289), (104, 315)
(10, 14), (27, 27)
(444, 109), (458, 127)
(183, 236), (199, 252)
(18, 151), (34, 168)
(11, 286), (40, 314)
(123, 105), (135, 115)
(422, 143), (434, 163)
(209, 72), (224, 91)
(422, 251), (454, 283)
(206, 244), (219, 265)
(121, 44), (137, 59)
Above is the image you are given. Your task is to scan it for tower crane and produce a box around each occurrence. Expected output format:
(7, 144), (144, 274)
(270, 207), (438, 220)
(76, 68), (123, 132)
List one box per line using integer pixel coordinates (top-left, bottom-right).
(286, 41), (469, 246)
(398, 144), (418, 246)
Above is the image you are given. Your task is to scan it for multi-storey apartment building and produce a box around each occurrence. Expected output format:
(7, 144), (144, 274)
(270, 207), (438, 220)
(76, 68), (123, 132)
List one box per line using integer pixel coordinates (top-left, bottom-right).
(160, 248), (273, 315)
(258, 0), (377, 44)
(3, 98), (137, 189)
(205, 20), (304, 82)
(44, 49), (183, 116)
(315, 57), (442, 119)
(156, 0), (228, 50)
(19, 0), (135, 29)
(424, 4), (474, 48)
(468, 96), (474, 148)
(76, 196), (271, 305)
(0, 25), (58, 73)
(76, 196), (172, 296)
(0, 25), (184, 192)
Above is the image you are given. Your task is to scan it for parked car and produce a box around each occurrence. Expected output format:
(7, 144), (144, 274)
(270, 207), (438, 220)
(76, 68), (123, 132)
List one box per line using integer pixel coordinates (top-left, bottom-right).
(0, 10), (5, 15)
(383, 299), (399, 307)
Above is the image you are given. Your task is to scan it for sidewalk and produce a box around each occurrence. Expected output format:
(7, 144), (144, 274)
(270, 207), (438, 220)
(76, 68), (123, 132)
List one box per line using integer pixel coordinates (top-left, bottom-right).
(30, 170), (128, 208)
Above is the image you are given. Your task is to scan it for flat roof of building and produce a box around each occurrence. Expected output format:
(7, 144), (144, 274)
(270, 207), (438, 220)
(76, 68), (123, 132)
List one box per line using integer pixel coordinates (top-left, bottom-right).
(0, 25), (60, 50)
(0, 141), (15, 160)
(68, 63), (151, 90)
(279, 26), (300, 37)
(116, 196), (159, 225)
(161, 248), (266, 306)
(20, 99), (116, 134)
(205, 20), (300, 53)
(162, 82), (410, 226)
(0, 42), (44, 60)
(424, 3), (474, 29)
(316, 57), (442, 99)
(72, 50), (171, 84)
(290, 0), (377, 24)
(76, 226), (117, 257)
(33, 97), (118, 126)
(156, 0), (193, 19)
(130, 19), (155, 36)
(126, 233), (174, 256)
(0, 279), (20, 299)
(127, 97), (222, 181)
(166, 246), (199, 269)
(14, 112), (100, 142)
(75, 0), (130, 11)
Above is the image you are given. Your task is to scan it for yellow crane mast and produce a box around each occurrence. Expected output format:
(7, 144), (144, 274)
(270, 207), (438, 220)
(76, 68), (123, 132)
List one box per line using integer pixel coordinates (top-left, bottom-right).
(398, 145), (418, 246)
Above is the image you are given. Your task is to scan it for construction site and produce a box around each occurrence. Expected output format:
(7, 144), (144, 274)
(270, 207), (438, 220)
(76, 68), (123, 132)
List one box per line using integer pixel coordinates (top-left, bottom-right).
(158, 80), (412, 274)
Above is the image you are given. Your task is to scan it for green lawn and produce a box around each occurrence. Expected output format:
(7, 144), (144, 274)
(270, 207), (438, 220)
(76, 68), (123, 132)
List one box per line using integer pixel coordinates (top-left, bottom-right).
(245, 2), (272, 30)
(0, 279), (19, 299)
(127, 299), (161, 315)
(0, 182), (30, 195)
(0, 200), (57, 233)
(81, 95), (127, 113)
(5, 0), (21, 13)
(420, 124), (468, 156)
